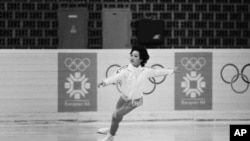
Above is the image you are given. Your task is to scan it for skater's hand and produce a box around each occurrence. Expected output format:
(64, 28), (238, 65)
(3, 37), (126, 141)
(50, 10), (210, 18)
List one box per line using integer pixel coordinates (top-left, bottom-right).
(173, 67), (181, 73)
(97, 81), (107, 88)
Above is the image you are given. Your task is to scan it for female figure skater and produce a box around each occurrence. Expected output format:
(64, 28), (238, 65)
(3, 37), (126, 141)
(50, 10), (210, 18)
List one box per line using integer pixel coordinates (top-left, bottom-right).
(97, 45), (180, 141)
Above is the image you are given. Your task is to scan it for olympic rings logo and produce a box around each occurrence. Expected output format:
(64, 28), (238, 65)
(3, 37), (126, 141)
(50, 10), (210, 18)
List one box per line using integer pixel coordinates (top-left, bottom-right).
(220, 63), (250, 94)
(64, 58), (91, 72)
(105, 64), (166, 95)
(181, 57), (206, 71)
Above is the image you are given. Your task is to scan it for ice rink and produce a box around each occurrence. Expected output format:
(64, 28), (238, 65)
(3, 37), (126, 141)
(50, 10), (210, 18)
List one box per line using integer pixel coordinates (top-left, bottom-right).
(1, 120), (249, 141)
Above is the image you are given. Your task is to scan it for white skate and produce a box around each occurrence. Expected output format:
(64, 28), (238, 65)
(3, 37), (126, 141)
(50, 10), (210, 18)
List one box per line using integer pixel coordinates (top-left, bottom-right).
(98, 133), (114, 141)
(97, 127), (110, 135)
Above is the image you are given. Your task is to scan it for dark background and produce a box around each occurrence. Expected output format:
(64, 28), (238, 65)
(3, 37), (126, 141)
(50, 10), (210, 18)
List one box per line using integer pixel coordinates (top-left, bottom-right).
(0, 0), (249, 49)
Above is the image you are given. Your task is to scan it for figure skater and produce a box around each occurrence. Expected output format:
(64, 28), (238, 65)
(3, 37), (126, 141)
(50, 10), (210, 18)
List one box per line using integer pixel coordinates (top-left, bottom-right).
(97, 45), (180, 141)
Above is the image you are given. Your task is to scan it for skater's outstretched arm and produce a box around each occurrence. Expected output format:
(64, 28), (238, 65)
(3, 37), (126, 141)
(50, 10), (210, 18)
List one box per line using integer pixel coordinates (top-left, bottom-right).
(146, 67), (180, 78)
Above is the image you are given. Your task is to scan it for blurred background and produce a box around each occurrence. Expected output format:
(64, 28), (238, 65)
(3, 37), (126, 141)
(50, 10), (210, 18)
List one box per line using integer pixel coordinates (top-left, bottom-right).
(0, 1), (250, 141)
(0, 0), (249, 127)
(0, 0), (249, 49)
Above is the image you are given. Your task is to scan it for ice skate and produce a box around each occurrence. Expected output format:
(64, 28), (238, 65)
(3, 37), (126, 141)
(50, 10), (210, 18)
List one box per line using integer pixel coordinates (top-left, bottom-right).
(98, 133), (114, 141)
(97, 127), (110, 135)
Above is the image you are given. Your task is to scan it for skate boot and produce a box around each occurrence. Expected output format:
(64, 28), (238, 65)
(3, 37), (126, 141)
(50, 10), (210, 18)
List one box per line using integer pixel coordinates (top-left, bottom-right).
(98, 133), (114, 141)
(97, 127), (110, 135)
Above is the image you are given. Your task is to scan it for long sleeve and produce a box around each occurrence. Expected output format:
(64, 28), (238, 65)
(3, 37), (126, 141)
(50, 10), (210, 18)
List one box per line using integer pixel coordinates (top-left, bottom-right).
(103, 70), (126, 85)
(146, 68), (174, 78)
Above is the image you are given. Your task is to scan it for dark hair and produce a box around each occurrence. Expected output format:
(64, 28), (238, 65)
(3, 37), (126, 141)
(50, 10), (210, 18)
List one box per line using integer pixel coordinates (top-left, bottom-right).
(130, 45), (150, 67)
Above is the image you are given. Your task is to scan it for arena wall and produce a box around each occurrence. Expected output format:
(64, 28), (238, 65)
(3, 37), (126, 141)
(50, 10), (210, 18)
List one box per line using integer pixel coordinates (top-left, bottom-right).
(0, 49), (249, 121)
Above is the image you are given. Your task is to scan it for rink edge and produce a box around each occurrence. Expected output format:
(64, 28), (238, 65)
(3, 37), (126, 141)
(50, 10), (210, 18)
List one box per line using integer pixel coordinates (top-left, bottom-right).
(0, 111), (249, 122)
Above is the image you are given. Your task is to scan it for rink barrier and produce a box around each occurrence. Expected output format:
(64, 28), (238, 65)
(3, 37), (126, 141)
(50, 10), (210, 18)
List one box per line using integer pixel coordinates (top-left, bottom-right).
(0, 49), (249, 121)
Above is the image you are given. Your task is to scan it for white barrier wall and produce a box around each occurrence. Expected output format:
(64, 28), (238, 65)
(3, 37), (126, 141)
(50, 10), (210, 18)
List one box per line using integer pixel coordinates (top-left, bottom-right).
(213, 51), (250, 110)
(0, 49), (249, 121)
(0, 52), (57, 113)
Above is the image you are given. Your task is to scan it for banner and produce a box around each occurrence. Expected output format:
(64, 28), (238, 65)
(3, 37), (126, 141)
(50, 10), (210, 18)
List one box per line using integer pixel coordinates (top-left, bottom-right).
(175, 52), (212, 110)
(58, 53), (97, 112)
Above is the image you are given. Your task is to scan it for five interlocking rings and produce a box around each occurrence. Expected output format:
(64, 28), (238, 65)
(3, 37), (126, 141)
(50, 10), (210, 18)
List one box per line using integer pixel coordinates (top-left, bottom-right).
(220, 63), (250, 94)
(64, 58), (91, 72)
(181, 57), (206, 71)
(105, 64), (166, 95)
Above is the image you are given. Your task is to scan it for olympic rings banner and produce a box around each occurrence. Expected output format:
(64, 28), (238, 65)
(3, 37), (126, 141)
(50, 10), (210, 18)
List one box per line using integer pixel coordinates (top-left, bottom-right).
(175, 52), (212, 110)
(58, 53), (97, 112)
